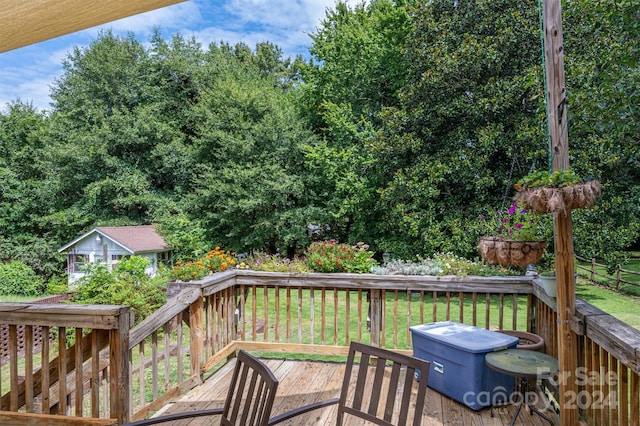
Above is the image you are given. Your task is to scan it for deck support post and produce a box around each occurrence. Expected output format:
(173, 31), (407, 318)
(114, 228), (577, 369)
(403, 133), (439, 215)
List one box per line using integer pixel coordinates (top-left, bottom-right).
(542, 0), (580, 424)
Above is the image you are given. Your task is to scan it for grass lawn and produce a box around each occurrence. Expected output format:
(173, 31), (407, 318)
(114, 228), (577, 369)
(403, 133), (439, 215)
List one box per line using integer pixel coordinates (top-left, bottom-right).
(576, 256), (640, 297)
(575, 277), (640, 329)
(0, 294), (41, 302)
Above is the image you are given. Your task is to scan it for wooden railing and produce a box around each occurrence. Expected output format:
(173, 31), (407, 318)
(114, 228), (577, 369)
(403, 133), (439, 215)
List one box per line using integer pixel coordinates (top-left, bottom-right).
(532, 283), (640, 425)
(0, 303), (130, 425)
(2, 270), (640, 425)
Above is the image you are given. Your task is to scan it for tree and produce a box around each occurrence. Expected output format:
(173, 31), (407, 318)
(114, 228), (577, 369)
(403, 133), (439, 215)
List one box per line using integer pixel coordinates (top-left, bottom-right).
(370, 0), (546, 258)
(0, 102), (63, 281)
(186, 48), (320, 256)
(563, 0), (640, 263)
(301, 0), (414, 245)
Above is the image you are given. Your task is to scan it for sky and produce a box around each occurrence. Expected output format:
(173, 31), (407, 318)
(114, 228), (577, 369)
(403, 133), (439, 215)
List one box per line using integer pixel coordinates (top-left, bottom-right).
(0, 0), (350, 113)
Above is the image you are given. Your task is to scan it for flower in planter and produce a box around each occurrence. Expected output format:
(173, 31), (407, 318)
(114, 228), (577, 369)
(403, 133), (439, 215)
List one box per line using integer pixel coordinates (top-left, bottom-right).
(306, 240), (377, 273)
(479, 202), (546, 242)
(477, 202), (552, 267)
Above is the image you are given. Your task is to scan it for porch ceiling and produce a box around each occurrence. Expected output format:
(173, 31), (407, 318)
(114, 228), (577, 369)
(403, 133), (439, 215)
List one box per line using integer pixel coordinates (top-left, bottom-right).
(0, 0), (186, 53)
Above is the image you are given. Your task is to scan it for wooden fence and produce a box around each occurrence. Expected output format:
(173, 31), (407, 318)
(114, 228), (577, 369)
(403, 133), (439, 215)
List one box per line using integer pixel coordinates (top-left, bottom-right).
(576, 255), (640, 290)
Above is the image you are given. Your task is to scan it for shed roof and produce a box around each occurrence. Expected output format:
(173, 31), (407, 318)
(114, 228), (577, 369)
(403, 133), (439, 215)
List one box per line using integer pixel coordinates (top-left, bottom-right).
(58, 225), (169, 254)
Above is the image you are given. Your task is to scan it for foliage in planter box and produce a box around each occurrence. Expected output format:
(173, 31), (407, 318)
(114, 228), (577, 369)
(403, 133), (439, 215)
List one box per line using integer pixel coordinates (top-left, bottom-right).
(513, 169), (601, 214)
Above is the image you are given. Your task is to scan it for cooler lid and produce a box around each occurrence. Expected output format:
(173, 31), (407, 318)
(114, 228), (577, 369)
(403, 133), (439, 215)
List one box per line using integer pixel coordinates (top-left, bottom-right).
(410, 321), (518, 353)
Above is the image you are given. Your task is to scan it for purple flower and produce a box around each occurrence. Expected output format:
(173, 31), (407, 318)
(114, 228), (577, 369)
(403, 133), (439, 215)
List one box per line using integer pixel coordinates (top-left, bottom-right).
(515, 223), (523, 229)
(508, 203), (517, 215)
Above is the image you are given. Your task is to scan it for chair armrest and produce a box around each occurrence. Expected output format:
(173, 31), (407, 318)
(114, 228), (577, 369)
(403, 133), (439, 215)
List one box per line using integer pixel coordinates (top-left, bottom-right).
(124, 408), (223, 425)
(268, 398), (339, 425)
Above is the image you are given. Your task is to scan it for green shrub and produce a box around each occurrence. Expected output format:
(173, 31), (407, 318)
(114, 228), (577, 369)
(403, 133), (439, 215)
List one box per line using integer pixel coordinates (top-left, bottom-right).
(46, 276), (69, 295)
(245, 253), (311, 273)
(0, 261), (43, 296)
(72, 256), (165, 323)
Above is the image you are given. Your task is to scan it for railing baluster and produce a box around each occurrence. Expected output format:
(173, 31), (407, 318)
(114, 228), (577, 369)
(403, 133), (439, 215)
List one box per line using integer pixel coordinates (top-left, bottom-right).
(345, 290), (351, 345)
(25, 325), (33, 412)
(286, 287), (291, 343)
(313, 288), (318, 345)
(484, 293), (490, 329)
(152, 330), (158, 400)
(432, 291), (437, 322)
(357, 289), (363, 342)
(275, 286), (280, 341)
(163, 319), (171, 390)
(393, 290), (399, 349)
(177, 312), (183, 383)
(498, 294), (504, 330)
(9, 325), (18, 411)
(58, 326), (67, 415)
(42, 326), (50, 414)
(75, 328), (83, 416)
(252, 286), (257, 341)
(91, 330), (99, 418)
(297, 288), (303, 344)
(333, 289), (339, 346)
(445, 291), (451, 321)
(472, 293), (478, 326)
(263, 285), (268, 342)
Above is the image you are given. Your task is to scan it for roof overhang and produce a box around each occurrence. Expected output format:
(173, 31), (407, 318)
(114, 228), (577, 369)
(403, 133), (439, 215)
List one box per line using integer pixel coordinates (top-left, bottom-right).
(0, 0), (187, 53)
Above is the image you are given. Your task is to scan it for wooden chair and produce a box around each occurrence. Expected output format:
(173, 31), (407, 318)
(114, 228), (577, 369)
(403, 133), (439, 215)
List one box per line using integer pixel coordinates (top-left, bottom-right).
(269, 341), (430, 426)
(125, 350), (279, 426)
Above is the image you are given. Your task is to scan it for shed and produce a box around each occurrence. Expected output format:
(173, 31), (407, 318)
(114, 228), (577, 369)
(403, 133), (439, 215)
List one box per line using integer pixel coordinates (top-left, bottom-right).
(58, 225), (170, 286)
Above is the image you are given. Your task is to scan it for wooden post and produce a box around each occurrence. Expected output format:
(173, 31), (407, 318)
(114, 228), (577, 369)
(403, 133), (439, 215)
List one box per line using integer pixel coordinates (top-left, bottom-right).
(542, 0), (580, 424)
(189, 296), (204, 382)
(110, 307), (131, 425)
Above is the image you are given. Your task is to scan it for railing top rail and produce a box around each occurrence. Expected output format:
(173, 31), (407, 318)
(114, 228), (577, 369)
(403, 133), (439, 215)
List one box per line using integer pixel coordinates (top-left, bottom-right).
(232, 270), (535, 294)
(168, 270), (535, 293)
(0, 302), (129, 329)
(129, 287), (202, 349)
(575, 298), (640, 375)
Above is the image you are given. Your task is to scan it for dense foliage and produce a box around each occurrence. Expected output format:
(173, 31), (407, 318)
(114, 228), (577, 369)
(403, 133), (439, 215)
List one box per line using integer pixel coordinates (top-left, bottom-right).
(0, 0), (638, 289)
(71, 256), (165, 322)
(0, 261), (43, 297)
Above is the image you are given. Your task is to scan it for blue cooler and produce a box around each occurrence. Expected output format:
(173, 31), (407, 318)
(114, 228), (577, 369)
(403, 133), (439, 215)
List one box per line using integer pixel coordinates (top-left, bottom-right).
(410, 321), (518, 410)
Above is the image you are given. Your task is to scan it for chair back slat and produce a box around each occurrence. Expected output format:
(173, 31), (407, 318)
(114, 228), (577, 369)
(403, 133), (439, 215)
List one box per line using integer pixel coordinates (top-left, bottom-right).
(337, 341), (431, 426)
(221, 350), (279, 426)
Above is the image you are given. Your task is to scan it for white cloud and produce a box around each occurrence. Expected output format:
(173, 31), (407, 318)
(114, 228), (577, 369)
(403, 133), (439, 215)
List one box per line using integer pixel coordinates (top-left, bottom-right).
(0, 0), (361, 112)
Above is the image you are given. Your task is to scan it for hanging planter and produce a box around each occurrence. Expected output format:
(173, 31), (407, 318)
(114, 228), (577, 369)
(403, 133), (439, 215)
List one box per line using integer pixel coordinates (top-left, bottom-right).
(513, 180), (601, 214)
(512, 170), (601, 214)
(478, 236), (547, 267)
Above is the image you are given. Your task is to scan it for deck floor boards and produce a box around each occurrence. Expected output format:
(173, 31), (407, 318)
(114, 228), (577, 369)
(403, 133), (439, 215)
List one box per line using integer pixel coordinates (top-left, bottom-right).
(144, 357), (559, 425)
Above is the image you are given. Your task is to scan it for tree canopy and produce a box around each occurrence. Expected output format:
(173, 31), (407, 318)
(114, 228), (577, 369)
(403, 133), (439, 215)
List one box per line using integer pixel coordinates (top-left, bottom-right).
(0, 0), (638, 284)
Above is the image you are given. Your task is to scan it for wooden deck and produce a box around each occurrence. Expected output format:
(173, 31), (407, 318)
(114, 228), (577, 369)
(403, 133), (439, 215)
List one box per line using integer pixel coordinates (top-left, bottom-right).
(146, 356), (560, 425)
